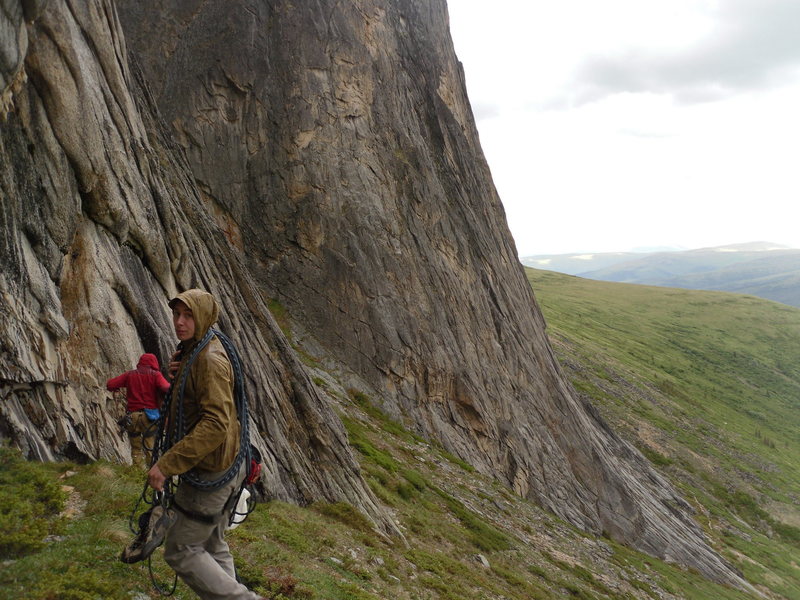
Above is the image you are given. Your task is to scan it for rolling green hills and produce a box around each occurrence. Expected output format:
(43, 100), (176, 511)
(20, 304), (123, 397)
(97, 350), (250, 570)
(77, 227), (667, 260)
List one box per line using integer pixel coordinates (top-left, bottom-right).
(2, 271), (799, 599)
(575, 246), (800, 308)
(526, 267), (800, 595)
(522, 243), (800, 308)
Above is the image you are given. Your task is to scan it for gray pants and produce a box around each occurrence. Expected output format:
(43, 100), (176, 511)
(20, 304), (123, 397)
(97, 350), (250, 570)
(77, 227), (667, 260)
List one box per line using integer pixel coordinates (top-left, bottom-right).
(164, 465), (260, 600)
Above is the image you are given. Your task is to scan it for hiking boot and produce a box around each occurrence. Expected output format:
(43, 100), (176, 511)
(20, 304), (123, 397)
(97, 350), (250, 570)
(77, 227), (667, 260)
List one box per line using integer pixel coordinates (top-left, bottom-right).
(120, 504), (176, 564)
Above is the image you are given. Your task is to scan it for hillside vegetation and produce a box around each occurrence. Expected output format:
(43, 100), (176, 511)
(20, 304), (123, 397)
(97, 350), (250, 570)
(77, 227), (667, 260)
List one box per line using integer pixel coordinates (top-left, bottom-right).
(527, 267), (800, 596)
(2, 271), (800, 599)
(577, 246), (800, 308)
(522, 244), (800, 308)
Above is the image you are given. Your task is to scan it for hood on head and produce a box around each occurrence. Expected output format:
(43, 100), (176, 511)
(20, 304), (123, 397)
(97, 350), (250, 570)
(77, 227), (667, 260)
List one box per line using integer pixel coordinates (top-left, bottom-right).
(168, 289), (220, 341)
(137, 353), (160, 370)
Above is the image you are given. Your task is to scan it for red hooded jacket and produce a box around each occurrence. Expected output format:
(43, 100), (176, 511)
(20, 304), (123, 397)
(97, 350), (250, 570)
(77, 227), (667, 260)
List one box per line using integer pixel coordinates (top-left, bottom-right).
(107, 353), (171, 412)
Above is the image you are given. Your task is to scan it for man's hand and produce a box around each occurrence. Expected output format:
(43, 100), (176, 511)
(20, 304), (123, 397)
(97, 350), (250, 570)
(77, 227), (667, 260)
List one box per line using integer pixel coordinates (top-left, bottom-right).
(167, 349), (181, 381)
(148, 464), (166, 492)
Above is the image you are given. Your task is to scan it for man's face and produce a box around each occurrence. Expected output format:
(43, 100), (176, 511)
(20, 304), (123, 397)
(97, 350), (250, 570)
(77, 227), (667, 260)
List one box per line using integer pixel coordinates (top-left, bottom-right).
(172, 301), (196, 342)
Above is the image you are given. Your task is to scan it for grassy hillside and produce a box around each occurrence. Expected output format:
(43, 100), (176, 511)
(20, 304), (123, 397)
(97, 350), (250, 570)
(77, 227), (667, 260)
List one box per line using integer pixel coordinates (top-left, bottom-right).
(527, 267), (800, 596)
(2, 271), (799, 599)
(577, 248), (800, 307)
(666, 255), (800, 307)
(0, 412), (769, 600)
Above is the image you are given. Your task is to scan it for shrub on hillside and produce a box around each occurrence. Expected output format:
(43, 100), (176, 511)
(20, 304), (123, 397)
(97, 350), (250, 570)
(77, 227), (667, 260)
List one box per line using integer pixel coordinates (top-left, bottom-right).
(0, 445), (66, 558)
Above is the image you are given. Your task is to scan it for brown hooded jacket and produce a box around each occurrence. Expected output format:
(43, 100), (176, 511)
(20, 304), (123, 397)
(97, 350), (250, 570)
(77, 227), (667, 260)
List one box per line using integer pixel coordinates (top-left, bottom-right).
(156, 289), (240, 478)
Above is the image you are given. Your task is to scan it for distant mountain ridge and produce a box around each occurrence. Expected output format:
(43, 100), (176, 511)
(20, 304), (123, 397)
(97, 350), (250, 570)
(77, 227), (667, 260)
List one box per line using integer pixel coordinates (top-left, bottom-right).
(522, 242), (800, 307)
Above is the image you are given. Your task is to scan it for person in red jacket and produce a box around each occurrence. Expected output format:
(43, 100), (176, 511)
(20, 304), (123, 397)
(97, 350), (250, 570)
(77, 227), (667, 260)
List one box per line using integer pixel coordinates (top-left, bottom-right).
(107, 353), (170, 466)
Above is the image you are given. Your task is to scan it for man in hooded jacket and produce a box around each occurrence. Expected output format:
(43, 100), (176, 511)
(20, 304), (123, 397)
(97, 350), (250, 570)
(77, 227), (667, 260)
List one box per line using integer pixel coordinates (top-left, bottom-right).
(147, 288), (262, 600)
(107, 353), (170, 466)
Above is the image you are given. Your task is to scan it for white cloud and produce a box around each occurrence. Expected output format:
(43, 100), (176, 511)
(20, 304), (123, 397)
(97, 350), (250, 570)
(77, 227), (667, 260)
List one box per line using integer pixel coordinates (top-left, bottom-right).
(447, 0), (800, 255)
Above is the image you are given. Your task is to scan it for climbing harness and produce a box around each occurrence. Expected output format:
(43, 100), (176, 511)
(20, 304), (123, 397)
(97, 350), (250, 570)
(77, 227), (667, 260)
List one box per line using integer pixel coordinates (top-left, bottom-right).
(122, 328), (261, 595)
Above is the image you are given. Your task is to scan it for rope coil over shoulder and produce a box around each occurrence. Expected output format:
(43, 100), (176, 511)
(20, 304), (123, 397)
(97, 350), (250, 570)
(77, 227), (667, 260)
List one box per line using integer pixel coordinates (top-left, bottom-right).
(157, 327), (252, 490)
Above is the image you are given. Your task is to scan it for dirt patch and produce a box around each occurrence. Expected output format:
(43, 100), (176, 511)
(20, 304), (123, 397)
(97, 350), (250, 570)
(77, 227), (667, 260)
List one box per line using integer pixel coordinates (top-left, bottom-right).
(636, 421), (670, 456)
(58, 485), (87, 520)
(58, 471), (87, 520)
(764, 500), (800, 528)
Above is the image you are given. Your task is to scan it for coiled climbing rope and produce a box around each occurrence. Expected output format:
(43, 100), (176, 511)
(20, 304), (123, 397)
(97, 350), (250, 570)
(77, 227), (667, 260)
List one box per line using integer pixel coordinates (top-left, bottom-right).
(158, 327), (252, 491)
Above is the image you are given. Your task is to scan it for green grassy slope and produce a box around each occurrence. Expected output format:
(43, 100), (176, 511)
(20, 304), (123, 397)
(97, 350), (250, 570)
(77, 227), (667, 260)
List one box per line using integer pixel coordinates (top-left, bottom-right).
(0, 411), (767, 600)
(577, 249), (800, 307)
(527, 267), (800, 596)
(2, 271), (800, 599)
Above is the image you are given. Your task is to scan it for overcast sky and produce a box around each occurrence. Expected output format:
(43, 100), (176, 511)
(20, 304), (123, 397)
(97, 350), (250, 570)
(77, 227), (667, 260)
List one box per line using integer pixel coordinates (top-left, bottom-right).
(447, 0), (800, 256)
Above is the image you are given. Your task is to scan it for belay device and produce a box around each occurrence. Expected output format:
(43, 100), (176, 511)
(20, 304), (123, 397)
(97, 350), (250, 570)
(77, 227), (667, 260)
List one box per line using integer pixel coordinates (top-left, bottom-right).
(121, 327), (262, 594)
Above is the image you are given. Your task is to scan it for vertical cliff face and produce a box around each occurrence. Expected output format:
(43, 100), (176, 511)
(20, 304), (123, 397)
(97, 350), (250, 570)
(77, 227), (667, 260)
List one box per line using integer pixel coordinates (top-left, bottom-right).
(0, 0), (390, 532)
(1, 0), (749, 589)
